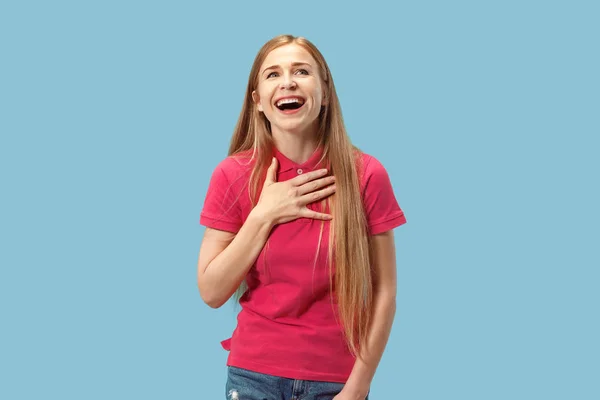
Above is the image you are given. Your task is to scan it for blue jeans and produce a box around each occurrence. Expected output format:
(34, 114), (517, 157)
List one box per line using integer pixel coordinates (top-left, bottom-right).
(226, 366), (369, 400)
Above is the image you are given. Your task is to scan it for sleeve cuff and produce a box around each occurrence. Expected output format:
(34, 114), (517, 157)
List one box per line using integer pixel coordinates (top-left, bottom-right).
(200, 214), (242, 234)
(368, 212), (407, 235)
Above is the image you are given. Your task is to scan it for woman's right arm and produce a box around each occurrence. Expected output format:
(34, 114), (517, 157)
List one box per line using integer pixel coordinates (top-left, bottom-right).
(197, 209), (273, 308)
(197, 158), (336, 308)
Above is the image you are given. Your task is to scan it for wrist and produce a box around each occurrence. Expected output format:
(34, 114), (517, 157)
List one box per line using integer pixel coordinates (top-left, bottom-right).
(342, 380), (370, 399)
(341, 387), (369, 400)
(249, 205), (275, 230)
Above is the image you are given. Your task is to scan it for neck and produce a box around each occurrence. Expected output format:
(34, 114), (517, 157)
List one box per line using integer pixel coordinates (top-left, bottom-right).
(271, 126), (320, 164)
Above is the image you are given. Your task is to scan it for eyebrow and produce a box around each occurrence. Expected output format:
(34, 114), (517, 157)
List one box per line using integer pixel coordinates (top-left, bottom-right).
(261, 62), (313, 75)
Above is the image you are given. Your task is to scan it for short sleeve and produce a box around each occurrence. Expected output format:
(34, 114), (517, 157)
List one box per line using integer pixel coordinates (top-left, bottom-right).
(199, 160), (244, 233)
(362, 155), (407, 235)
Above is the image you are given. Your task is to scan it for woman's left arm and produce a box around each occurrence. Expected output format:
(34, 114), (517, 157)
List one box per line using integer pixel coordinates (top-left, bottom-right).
(335, 229), (398, 400)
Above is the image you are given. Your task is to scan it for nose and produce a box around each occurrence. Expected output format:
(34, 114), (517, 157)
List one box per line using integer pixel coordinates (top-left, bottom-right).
(280, 74), (297, 90)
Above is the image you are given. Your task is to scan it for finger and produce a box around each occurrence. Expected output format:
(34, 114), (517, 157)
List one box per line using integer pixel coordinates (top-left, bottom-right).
(299, 208), (333, 220)
(296, 175), (336, 196)
(264, 157), (277, 185)
(298, 184), (336, 205)
(290, 168), (329, 187)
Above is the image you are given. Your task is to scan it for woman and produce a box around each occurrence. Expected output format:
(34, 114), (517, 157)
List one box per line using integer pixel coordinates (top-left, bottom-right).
(198, 34), (407, 400)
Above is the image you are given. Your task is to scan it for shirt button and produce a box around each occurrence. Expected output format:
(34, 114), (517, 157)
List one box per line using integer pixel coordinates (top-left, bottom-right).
(297, 168), (303, 174)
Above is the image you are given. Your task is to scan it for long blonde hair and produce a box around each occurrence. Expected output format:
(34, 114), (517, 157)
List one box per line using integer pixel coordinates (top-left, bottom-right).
(228, 35), (372, 358)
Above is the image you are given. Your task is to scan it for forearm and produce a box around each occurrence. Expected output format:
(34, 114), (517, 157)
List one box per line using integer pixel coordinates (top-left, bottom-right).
(199, 208), (273, 307)
(344, 291), (396, 398)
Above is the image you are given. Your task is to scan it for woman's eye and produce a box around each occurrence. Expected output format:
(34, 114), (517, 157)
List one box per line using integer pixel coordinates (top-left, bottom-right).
(267, 72), (278, 78)
(295, 69), (309, 75)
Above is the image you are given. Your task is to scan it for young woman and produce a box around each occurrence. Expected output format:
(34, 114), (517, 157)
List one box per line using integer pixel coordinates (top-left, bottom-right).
(198, 34), (407, 400)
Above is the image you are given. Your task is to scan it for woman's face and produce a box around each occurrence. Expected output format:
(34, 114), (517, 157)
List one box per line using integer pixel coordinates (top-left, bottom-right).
(252, 43), (326, 138)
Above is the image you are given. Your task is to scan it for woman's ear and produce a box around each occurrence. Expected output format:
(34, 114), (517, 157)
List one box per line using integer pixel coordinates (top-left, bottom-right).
(252, 90), (263, 112)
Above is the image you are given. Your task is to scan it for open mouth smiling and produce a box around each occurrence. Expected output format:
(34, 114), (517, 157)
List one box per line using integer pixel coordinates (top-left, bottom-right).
(275, 97), (306, 112)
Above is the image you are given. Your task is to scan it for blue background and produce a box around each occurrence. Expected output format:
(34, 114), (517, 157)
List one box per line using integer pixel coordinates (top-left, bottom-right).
(1, 0), (598, 399)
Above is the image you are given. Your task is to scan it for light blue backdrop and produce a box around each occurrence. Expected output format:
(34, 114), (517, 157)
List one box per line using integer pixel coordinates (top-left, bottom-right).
(1, 1), (598, 399)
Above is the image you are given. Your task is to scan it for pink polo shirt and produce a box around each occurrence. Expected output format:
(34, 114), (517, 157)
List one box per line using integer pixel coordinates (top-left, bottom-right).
(199, 146), (406, 383)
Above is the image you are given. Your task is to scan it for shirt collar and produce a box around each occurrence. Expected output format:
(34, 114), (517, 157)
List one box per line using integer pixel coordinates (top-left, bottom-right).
(273, 145), (326, 174)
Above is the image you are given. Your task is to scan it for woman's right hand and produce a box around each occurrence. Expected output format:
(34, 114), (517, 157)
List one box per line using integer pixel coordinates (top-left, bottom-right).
(254, 157), (336, 226)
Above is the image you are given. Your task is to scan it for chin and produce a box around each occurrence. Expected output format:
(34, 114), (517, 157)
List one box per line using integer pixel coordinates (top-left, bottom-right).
(273, 119), (319, 135)
(274, 124), (305, 134)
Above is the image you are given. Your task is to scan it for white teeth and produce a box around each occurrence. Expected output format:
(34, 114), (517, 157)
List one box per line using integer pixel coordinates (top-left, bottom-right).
(276, 98), (304, 107)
